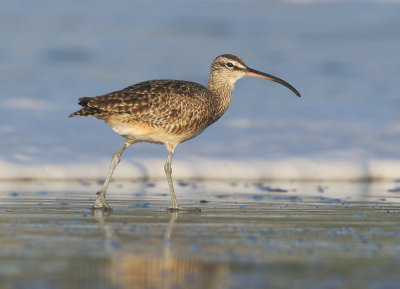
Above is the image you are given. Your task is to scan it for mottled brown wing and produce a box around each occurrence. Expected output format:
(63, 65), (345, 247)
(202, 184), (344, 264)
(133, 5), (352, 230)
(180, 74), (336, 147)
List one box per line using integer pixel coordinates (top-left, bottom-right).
(84, 81), (157, 114)
(71, 79), (214, 136)
(86, 79), (210, 119)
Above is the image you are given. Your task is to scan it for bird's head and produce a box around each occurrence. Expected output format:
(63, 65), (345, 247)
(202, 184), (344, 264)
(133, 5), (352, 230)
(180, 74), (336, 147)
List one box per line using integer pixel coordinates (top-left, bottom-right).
(209, 54), (301, 97)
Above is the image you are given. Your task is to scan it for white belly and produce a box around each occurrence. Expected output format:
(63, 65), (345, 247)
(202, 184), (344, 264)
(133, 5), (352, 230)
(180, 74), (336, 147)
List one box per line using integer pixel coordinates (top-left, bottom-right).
(111, 124), (191, 145)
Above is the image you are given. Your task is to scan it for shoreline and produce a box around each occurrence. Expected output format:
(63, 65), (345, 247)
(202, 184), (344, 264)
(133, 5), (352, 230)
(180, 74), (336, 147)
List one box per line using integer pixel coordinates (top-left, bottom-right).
(1, 157), (400, 182)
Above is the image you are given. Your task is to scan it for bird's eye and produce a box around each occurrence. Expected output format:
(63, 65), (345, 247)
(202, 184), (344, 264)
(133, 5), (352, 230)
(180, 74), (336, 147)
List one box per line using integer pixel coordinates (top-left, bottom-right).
(226, 62), (234, 68)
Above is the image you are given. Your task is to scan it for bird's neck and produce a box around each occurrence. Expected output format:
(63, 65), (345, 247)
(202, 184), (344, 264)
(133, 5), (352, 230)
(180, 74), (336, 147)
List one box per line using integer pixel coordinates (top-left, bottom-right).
(207, 77), (234, 121)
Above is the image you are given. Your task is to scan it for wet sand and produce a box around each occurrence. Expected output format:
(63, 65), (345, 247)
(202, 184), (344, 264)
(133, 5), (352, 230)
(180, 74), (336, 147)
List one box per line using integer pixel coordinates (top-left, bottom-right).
(1, 180), (400, 289)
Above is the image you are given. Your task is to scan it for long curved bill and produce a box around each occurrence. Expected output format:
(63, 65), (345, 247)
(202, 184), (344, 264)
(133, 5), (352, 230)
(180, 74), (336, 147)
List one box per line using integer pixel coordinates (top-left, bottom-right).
(245, 67), (301, 97)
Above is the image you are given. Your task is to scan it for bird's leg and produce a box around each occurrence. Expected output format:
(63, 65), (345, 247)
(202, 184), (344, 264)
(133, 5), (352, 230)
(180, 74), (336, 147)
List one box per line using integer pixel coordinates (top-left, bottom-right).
(164, 147), (201, 212)
(164, 150), (181, 210)
(93, 141), (132, 209)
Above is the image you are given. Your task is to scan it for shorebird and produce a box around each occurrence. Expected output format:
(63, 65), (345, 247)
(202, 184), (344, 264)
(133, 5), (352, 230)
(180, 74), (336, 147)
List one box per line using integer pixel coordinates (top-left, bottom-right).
(70, 54), (301, 210)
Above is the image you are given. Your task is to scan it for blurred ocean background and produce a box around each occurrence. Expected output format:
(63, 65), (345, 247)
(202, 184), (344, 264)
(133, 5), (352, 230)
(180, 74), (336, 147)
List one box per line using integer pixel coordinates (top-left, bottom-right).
(0, 0), (399, 180)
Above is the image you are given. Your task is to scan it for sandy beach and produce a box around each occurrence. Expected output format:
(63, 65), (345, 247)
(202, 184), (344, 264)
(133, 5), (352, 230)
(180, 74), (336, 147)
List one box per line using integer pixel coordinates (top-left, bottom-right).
(1, 180), (400, 289)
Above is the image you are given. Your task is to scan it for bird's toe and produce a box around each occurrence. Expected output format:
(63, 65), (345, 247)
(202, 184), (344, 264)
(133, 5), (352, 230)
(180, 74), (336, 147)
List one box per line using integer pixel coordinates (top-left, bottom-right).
(93, 195), (110, 210)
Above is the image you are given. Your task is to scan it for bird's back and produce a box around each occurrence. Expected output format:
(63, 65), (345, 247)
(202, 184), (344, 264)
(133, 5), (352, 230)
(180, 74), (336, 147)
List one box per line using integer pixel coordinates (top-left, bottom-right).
(70, 79), (217, 144)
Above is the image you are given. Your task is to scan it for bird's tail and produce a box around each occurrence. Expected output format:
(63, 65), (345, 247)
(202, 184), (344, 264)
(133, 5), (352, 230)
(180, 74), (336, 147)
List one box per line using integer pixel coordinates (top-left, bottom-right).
(69, 97), (102, 117)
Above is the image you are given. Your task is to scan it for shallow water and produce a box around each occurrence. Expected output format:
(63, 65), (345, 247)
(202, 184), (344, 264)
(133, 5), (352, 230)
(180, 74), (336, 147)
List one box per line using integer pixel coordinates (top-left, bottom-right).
(1, 180), (400, 289)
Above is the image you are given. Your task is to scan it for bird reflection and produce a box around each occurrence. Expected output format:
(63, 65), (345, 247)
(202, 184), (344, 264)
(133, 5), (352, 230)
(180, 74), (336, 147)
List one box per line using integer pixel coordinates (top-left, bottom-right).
(94, 210), (229, 289)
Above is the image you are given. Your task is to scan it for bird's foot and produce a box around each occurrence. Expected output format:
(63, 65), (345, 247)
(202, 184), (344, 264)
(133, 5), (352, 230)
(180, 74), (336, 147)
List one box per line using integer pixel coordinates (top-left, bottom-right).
(92, 192), (110, 210)
(167, 206), (201, 212)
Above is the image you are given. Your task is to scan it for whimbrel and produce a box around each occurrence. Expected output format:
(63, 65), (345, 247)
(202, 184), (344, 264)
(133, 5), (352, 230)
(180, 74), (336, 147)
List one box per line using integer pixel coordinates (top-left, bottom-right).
(70, 54), (301, 210)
